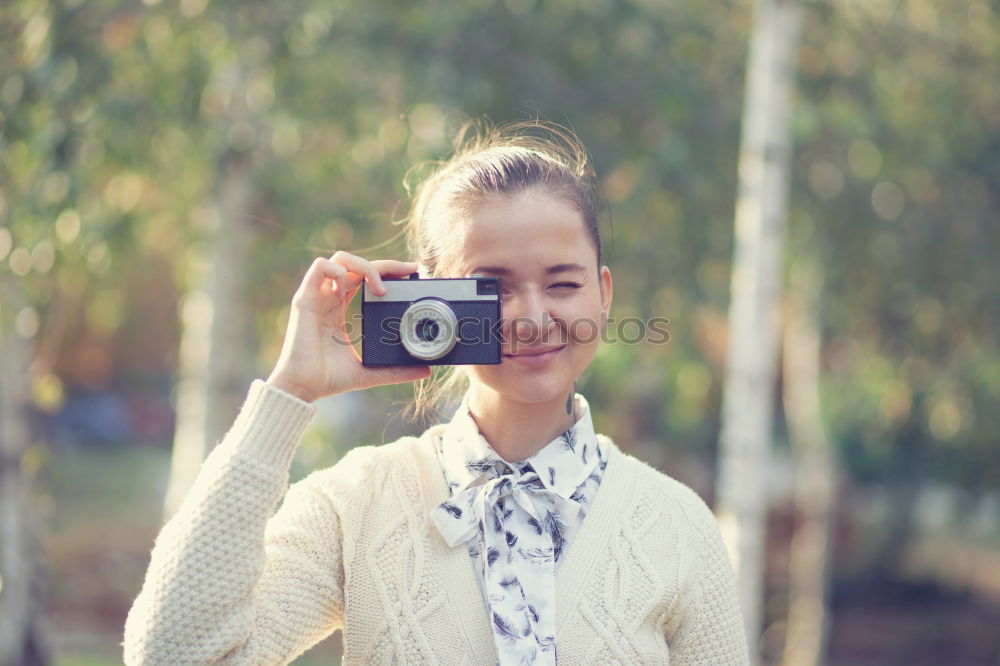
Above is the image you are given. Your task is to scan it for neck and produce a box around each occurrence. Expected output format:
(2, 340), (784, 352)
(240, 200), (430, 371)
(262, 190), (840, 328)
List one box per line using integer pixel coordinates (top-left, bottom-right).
(466, 385), (578, 462)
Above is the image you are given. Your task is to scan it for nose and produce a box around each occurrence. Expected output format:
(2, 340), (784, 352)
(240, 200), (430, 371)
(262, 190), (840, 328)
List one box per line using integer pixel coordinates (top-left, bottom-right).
(505, 289), (557, 349)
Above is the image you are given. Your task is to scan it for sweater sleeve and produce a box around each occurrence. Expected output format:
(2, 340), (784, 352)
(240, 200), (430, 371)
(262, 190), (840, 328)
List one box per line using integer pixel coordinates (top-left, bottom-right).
(663, 494), (750, 666)
(122, 379), (346, 666)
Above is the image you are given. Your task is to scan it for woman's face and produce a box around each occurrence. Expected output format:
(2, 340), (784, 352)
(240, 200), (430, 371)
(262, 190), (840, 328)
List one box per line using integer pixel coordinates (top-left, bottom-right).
(445, 189), (613, 405)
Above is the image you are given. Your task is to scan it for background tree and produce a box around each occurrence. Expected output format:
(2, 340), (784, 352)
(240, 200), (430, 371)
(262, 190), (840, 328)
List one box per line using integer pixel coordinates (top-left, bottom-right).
(162, 46), (265, 521)
(715, 0), (803, 660)
(781, 257), (837, 666)
(0, 272), (51, 666)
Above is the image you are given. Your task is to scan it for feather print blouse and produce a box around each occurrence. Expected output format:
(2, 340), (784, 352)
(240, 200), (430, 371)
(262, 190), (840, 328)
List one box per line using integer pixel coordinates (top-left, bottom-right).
(430, 391), (607, 666)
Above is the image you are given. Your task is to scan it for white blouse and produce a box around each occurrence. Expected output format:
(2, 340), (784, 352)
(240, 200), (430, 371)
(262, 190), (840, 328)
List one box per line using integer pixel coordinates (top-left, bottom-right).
(430, 391), (607, 665)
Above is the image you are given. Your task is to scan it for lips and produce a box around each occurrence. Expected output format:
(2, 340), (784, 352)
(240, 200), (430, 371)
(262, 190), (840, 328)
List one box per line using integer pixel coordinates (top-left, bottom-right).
(502, 345), (566, 366)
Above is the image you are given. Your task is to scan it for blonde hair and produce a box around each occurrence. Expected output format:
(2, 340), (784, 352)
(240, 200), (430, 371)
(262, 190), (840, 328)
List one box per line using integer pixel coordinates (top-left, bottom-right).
(393, 118), (604, 424)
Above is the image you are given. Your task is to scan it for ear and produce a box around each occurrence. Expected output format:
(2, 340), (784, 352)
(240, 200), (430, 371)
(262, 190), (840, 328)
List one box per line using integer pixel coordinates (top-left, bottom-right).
(599, 264), (613, 326)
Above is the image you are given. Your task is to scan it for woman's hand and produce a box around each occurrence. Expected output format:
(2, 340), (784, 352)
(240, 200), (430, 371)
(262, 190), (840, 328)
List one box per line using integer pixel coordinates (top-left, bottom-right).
(265, 251), (431, 403)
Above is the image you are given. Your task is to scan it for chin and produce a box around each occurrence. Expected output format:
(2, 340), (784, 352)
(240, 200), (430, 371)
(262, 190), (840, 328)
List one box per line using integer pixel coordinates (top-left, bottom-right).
(465, 345), (594, 404)
(488, 380), (571, 405)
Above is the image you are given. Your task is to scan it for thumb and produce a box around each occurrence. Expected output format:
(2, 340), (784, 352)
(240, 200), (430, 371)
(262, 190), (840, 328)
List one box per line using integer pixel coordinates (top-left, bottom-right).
(357, 364), (432, 390)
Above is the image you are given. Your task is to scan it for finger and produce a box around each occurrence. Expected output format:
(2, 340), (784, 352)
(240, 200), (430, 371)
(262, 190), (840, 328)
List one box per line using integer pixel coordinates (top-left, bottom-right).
(370, 259), (421, 278)
(301, 257), (347, 296)
(330, 251), (387, 296)
(330, 266), (352, 298)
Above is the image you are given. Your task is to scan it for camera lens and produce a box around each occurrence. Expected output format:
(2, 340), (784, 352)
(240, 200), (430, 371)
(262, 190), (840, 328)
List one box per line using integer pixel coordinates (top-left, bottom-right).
(400, 299), (459, 360)
(416, 318), (440, 343)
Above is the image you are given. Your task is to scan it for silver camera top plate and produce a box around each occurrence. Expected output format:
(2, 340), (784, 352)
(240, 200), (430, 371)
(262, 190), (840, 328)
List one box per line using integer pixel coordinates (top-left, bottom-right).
(364, 277), (499, 302)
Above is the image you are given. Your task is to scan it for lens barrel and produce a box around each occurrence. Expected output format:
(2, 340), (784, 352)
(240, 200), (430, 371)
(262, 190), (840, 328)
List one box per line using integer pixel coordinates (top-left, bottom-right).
(399, 299), (459, 360)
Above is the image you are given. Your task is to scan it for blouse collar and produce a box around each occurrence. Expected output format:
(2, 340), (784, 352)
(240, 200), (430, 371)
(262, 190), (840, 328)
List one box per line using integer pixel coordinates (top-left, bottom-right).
(439, 390), (602, 501)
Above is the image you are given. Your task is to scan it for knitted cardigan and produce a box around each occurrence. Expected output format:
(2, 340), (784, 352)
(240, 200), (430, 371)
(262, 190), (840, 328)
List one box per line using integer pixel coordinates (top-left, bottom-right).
(123, 379), (749, 665)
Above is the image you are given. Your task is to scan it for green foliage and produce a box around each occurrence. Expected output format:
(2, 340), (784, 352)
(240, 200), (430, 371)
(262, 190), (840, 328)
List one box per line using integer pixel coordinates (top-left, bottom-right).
(1, 0), (997, 487)
(792, 1), (1000, 491)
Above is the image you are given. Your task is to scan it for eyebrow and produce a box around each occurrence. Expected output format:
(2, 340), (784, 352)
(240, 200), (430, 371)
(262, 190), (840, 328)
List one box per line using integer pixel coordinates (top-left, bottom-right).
(470, 263), (587, 276)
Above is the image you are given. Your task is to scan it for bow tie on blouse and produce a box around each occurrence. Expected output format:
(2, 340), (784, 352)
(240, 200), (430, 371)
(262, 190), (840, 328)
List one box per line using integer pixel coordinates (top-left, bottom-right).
(433, 461), (580, 664)
(433, 458), (582, 554)
(430, 392), (602, 666)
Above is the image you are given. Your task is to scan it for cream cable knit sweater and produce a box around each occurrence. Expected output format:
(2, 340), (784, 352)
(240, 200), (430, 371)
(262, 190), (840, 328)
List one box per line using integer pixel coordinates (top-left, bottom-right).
(123, 379), (749, 665)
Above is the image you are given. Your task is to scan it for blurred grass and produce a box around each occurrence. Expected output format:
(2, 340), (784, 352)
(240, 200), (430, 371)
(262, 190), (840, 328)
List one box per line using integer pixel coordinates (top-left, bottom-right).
(45, 443), (170, 533)
(57, 658), (119, 666)
(43, 442), (341, 665)
(44, 443), (170, 665)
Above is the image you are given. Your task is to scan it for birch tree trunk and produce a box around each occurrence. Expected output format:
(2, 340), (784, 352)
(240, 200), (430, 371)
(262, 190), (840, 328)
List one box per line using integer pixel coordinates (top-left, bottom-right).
(715, 0), (803, 661)
(162, 63), (259, 522)
(0, 272), (52, 666)
(781, 259), (837, 666)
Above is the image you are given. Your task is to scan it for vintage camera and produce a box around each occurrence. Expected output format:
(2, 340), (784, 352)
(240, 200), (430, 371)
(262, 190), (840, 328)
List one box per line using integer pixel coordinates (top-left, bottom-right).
(361, 273), (502, 366)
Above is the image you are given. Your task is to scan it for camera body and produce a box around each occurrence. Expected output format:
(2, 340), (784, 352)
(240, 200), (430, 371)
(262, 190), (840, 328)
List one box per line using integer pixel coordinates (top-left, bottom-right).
(361, 273), (503, 366)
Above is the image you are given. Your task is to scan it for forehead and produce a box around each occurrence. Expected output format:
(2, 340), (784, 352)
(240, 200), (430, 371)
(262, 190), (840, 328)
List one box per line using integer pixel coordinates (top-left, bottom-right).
(449, 191), (594, 275)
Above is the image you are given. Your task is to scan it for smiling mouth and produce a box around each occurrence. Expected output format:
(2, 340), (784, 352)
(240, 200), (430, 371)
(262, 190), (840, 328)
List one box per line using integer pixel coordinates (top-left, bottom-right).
(503, 345), (566, 358)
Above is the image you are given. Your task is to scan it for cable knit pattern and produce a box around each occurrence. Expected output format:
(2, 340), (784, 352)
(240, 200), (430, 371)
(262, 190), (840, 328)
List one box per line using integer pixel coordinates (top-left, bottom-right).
(123, 379), (749, 665)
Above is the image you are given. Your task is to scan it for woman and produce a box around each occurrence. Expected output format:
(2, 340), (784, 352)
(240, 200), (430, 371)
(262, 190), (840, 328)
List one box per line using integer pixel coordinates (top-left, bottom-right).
(123, 120), (749, 665)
